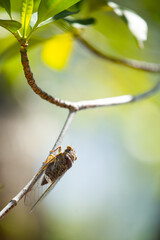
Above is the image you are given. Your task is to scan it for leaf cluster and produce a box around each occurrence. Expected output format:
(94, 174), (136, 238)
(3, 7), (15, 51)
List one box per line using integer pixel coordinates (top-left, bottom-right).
(0, 0), (147, 44)
(0, 0), (149, 70)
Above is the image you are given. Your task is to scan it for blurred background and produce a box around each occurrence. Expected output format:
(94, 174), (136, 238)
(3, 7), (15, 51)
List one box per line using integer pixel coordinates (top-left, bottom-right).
(0, 0), (160, 240)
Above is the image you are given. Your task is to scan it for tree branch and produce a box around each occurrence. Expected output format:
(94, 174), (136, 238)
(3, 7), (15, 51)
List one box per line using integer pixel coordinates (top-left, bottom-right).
(77, 36), (160, 73)
(75, 81), (160, 110)
(0, 175), (39, 220)
(53, 111), (76, 150)
(1, 40), (159, 220)
(20, 43), (160, 112)
(20, 44), (77, 111)
(0, 79), (159, 220)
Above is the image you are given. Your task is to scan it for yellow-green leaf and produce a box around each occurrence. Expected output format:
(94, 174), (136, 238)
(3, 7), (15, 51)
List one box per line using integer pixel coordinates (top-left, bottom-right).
(41, 33), (73, 70)
(0, 0), (11, 18)
(0, 19), (21, 34)
(37, 0), (80, 25)
(21, 0), (33, 38)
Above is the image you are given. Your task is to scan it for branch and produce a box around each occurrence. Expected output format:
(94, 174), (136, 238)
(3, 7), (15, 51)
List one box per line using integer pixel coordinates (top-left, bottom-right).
(77, 36), (160, 73)
(20, 44), (160, 112)
(0, 175), (39, 220)
(0, 80), (159, 220)
(75, 81), (160, 110)
(0, 111), (75, 220)
(20, 44), (77, 111)
(1, 42), (159, 220)
(53, 111), (76, 150)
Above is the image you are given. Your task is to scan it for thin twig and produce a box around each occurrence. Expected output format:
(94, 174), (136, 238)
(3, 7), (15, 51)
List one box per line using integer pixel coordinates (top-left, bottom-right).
(57, 20), (160, 73)
(53, 111), (76, 150)
(77, 36), (160, 73)
(0, 175), (38, 220)
(75, 81), (160, 110)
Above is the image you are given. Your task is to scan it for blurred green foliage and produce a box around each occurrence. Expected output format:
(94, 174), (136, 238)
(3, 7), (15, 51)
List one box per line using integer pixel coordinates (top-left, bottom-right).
(0, 1), (160, 240)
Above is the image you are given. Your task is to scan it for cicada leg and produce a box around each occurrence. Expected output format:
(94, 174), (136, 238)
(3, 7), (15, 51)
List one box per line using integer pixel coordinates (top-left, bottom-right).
(50, 146), (62, 154)
(43, 146), (61, 164)
(43, 154), (56, 164)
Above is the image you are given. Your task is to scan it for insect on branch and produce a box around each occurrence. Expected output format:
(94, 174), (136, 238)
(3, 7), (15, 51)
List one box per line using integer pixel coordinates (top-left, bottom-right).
(0, 40), (160, 220)
(0, 79), (160, 220)
(0, 110), (75, 220)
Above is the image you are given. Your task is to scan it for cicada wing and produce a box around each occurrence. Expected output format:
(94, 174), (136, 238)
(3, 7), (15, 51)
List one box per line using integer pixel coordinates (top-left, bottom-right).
(24, 157), (55, 208)
(29, 175), (64, 212)
(24, 166), (49, 207)
(24, 155), (56, 210)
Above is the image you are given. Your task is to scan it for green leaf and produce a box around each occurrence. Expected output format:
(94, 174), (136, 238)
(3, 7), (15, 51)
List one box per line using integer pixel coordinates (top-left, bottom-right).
(106, 2), (148, 48)
(21, 0), (34, 38)
(53, 9), (79, 21)
(33, 0), (41, 12)
(65, 18), (95, 27)
(81, 0), (106, 15)
(0, 19), (21, 34)
(0, 0), (11, 18)
(37, 0), (81, 25)
(37, 10), (79, 28)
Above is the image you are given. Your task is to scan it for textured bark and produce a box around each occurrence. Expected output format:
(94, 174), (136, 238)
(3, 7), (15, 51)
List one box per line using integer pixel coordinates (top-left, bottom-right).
(20, 45), (77, 111)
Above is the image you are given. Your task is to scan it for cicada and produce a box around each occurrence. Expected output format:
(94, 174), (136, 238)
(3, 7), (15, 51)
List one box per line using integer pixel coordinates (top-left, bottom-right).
(24, 146), (77, 211)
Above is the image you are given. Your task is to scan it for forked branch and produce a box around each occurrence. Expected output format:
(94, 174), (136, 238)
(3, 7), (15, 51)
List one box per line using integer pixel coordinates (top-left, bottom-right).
(0, 41), (160, 220)
(20, 44), (160, 111)
(0, 78), (160, 220)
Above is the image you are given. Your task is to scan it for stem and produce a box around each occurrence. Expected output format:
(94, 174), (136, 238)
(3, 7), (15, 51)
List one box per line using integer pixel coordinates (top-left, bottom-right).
(0, 174), (39, 220)
(26, 22), (38, 41)
(75, 81), (160, 110)
(77, 36), (160, 73)
(20, 43), (160, 110)
(20, 44), (77, 111)
(55, 21), (160, 73)
(53, 111), (76, 150)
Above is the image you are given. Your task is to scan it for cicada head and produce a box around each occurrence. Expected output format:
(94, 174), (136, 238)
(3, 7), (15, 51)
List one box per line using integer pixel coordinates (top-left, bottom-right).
(64, 146), (77, 168)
